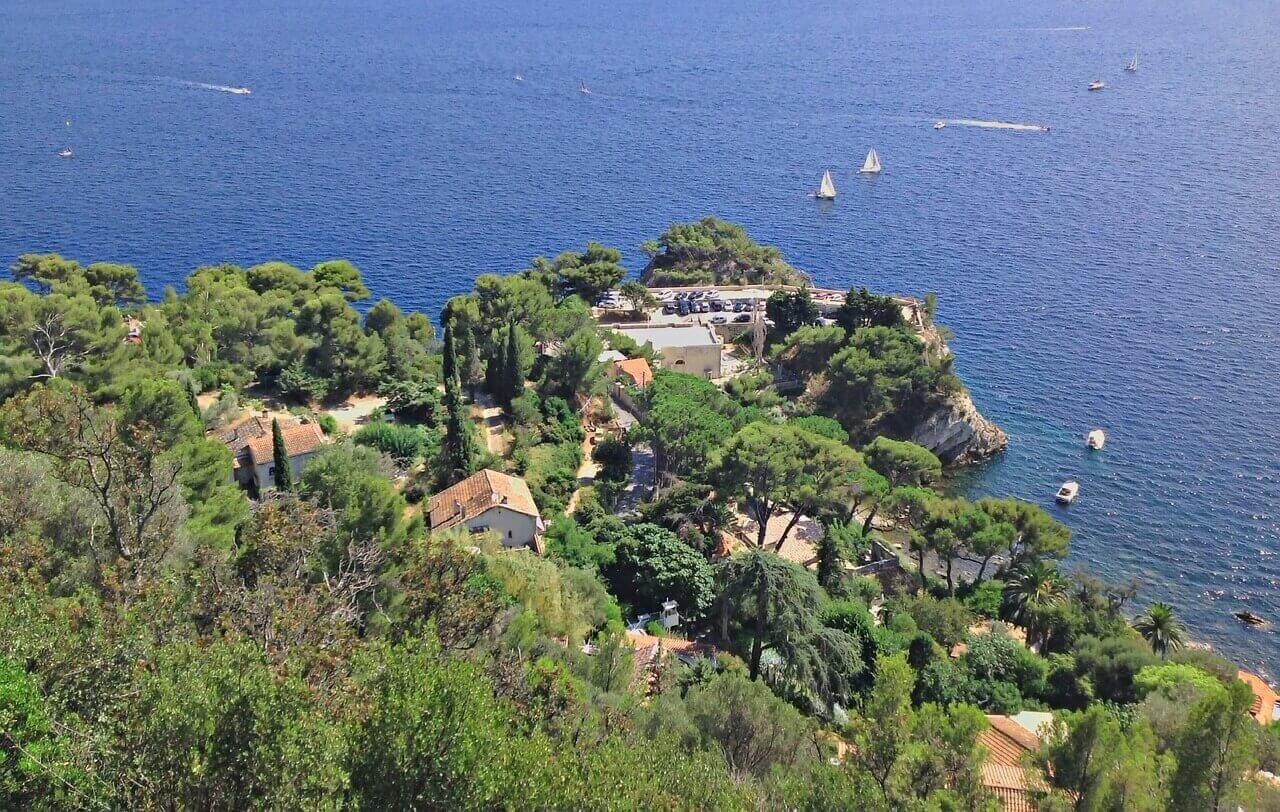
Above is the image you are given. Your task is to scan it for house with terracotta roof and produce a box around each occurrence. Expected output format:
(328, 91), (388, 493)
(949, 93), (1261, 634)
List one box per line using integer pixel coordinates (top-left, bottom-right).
(213, 413), (327, 493)
(623, 630), (716, 692)
(979, 713), (1052, 811)
(428, 469), (545, 553)
(1238, 669), (1280, 724)
(610, 356), (653, 388)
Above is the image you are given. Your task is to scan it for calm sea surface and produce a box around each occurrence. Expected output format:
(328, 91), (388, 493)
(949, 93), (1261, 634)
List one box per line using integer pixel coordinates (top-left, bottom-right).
(4, 0), (1279, 670)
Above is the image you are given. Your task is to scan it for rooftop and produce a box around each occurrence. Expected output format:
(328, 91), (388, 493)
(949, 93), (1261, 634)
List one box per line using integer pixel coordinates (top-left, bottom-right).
(247, 420), (326, 466)
(428, 468), (540, 530)
(1238, 669), (1280, 723)
(614, 323), (720, 350)
(612, 356), (653, 387)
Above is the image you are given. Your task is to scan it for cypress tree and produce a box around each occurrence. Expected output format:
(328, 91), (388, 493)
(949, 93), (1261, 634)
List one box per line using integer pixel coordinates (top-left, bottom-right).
(271, 418), (294, 492)
(441, 318), (456, 385)
(485, 326), (507, 402)
(501, 321), (523, 407)
(442, 338), (478, 482)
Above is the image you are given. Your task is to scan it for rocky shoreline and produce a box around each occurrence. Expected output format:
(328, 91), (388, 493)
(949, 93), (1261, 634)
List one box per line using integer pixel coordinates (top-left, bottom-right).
(909, 390), (1009, 465)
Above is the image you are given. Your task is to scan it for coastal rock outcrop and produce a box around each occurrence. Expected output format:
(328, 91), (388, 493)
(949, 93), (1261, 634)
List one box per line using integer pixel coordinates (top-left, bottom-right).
(909, 391), (1008, 464)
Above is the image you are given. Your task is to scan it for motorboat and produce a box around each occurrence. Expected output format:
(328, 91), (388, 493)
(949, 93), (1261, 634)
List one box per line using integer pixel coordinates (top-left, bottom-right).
(514, 71), (524, 81)
(1125, 54), (1138, 72)
(1055, 481), (1080, 504)
(228, 86), (251, 95)
(811, 168), (837, 200)
(1086, 429), (1106, 450)
(1088, 80), (1105, 91)
(1235, 610), (1267, 627)
(933, 120), (946, 130)
(858, 147), (882, 174)
(57, 147), (73, 158)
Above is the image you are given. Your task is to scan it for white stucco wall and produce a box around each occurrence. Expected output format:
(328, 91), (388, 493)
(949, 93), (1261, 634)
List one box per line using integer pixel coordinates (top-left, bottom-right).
(463, 506), (540, 549)
(657, 344), (722, 379)
(255, 449), (320, 491)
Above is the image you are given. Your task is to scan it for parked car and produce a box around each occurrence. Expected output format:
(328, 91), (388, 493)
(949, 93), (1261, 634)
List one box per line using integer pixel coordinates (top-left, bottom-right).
(698, 301), (710, 313)
(677, 301), (690, 316)
(710, 299), (724, 312)
(662, 304), (676, 315)
(710, 315), (727, 324)
(733, 313), (752, 323)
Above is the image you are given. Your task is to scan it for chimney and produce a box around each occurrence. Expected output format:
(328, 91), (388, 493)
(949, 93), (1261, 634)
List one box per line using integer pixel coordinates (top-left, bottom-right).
(454, 498), (464, 520)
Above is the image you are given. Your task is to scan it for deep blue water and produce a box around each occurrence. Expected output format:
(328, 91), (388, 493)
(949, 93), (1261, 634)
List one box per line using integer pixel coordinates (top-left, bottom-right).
(4, 0), (1280, 671)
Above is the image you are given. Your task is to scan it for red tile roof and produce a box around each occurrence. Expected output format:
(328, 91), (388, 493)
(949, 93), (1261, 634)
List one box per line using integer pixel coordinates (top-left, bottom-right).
(983, 764), (1042, 812)
(612, 357), (653, 387)
(246, 420), (326, 466)
(1239, 669), (1279, 724)
(981, 715), (1040, 767)
(428, 469), (540, 530)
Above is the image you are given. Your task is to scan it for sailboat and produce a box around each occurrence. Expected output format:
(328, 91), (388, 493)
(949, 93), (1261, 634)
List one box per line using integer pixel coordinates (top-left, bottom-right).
(1125, 53), (1138, 72)
(58, 119), (72, 158)
(578, 82), (591, 95)
(811, 169), (837, 200)
(514, 70), (524, 81)
(858, 148), (882, 174)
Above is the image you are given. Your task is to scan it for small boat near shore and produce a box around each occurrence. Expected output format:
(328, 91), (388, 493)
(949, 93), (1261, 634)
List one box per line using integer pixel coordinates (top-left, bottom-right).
(1235, 610), (1267, 627)
(1088, 80), (1106, 91)
(1056, 480), (1079, 504)
(1086, 429), (1106, 450)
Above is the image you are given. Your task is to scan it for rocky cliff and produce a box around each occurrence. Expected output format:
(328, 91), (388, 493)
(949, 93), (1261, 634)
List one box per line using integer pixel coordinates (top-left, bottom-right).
(908, 391), (1008, 464)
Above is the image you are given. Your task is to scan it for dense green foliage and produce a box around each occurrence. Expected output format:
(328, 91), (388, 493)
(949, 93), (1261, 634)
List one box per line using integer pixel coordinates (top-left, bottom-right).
(0, 241), (1268, 809)
(640, 216), (809, 287)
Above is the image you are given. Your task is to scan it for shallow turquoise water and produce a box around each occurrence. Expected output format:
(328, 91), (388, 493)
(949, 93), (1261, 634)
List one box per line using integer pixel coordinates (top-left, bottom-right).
(3, 0), (1278, 670)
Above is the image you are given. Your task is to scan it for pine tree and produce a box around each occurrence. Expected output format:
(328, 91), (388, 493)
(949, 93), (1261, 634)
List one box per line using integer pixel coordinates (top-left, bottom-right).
(271, 418), (293, 492)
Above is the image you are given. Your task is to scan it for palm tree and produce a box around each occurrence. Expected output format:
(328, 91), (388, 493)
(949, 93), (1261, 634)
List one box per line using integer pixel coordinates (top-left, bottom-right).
(1001, 560), (1066, 648)
(1133, 602), (1186, 657)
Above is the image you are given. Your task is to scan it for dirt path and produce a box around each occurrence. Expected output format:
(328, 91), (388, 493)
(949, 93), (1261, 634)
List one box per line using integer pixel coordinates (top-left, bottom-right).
(472, 392), (511, 457)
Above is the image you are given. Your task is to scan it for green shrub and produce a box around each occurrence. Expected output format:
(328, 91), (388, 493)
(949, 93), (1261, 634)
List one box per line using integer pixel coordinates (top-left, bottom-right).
(354, 421), (429, 463)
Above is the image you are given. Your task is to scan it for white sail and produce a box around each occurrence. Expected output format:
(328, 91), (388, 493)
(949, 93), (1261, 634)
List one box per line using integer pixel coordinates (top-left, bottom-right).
(818, 169), (836, 198)
(1127, 53), (1138, 70)
(860, 148), (882, 174)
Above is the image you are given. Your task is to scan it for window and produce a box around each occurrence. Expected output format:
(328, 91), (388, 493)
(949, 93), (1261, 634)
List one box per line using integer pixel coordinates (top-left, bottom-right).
(507, 530), (513, 539)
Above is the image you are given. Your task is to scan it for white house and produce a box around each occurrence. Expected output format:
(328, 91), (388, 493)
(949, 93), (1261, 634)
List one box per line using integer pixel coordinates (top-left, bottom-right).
(427, 469), (545, 553)
(214, 414), (327, 493)
(613, 323), (723, 379)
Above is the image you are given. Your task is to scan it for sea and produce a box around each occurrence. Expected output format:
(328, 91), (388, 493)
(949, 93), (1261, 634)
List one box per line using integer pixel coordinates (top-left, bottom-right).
(3, 0), (1279, 672)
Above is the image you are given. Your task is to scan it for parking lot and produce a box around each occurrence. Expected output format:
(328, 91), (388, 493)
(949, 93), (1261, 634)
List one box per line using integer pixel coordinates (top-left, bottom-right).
(594, 285), (845, 328)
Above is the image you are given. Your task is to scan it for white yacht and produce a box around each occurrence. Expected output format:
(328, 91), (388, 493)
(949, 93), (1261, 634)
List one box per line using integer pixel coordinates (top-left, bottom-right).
(57, 147), (73, 158)
(1056, 481), (1080, 504)
(811, 169), (837, 200)
(228, 86), (251, 95)
(1088, 80), (1106, 91)
(514, 71), (524, 81)
(858, 148), (882, 174)
(933, 120), (946, 130)
(1086, 429), (1106, 450)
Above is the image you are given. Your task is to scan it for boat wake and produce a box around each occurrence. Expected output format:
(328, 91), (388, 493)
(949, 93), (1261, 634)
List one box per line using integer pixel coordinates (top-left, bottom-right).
(178, 80), (252, 95)
(947, 118), (1049, 132)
